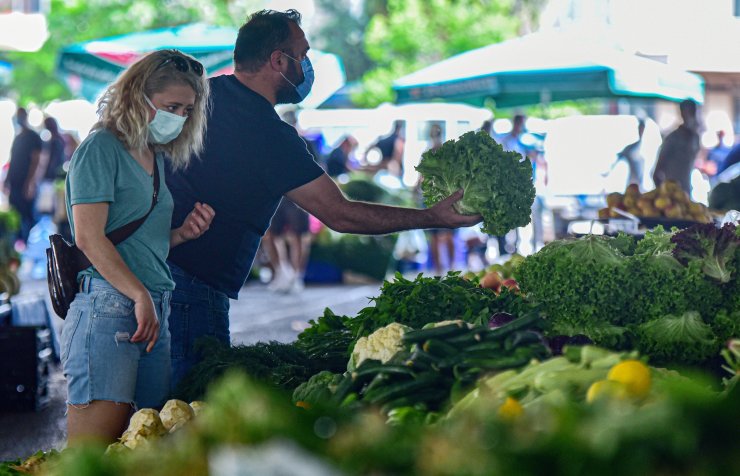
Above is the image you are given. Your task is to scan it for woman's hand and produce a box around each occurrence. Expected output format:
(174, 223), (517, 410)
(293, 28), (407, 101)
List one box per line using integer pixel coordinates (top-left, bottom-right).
(130, 293), (159, 353)
(171, 202), (215, 247)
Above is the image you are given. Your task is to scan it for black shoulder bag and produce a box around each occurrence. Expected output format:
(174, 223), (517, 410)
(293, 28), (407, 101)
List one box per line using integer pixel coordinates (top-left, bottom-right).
(47, 162), (160, 318)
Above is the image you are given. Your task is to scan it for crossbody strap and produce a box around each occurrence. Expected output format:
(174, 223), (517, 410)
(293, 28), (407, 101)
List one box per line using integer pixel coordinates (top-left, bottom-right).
(75, 160), (160, 270)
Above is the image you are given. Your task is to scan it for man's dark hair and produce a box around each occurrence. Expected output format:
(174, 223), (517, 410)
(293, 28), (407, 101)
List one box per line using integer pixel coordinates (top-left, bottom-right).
(234, 9), (302, 73)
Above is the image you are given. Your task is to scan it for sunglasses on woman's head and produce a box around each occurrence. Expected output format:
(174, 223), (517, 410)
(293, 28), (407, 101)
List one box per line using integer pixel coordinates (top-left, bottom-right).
(159, 55), (204, 77)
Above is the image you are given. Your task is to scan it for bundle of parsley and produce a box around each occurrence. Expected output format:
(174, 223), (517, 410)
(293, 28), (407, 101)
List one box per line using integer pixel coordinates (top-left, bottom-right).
(174, 337), (316, 402)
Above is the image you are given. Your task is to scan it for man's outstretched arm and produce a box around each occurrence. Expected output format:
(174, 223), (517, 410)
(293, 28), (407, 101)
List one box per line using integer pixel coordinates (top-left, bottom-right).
(286, 173), (481, 235)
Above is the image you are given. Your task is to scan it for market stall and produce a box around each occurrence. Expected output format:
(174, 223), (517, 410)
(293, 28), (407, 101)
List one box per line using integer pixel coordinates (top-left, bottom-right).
(4, 132), (738, 475)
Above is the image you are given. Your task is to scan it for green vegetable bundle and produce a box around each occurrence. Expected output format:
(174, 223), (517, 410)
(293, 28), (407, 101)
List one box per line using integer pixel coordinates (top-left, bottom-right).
(174, 338), (316, 402)
(347, 272), (502, 340)
(331, 312), (550, 415)
(295, 309), (354, 374)
(416, 130), (536, 235)
(515, 234), (632, 345)
(516, 226), (740, 367)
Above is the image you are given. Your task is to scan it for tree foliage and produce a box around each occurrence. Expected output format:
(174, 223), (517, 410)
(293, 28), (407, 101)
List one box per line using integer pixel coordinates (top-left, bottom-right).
(355, 0), (549, 107)
(4, 0), (263, 106)
(311, 0), (385, 82)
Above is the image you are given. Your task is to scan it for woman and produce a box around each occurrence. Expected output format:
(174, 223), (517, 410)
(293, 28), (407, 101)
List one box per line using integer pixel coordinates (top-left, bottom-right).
(60, 49), (214, 445)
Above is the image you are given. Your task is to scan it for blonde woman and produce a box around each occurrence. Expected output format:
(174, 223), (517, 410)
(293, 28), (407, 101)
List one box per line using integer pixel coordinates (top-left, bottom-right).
(60, 49), (214, 445)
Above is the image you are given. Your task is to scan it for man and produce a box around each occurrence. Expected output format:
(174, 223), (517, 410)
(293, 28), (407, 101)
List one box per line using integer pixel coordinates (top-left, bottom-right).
(717, 138), (740, 176)
(705, 130), (731, 177)
(165, 9), (481, 387)
(325, 135), (357, 178)
(4, 107), (42, 244)
(618, 119), (646, 188)
(372, 120), (404, 177)
(499, 114), (527, 155)
(42, 116), (67, 181)
(653, 100), (701, 194)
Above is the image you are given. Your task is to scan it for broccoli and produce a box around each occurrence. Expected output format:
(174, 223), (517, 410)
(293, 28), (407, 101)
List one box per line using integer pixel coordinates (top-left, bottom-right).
(292, 371), (341, 407)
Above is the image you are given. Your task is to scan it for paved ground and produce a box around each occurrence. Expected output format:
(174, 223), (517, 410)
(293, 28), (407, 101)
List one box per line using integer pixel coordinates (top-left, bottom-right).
(0, 278), (382, 461)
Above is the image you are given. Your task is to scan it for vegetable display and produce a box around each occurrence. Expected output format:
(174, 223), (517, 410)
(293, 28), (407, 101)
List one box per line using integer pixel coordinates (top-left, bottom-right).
(516, 226), (739, 366)
(6, 226), (740, 476)
(32, 355), (740, 476)
(599, 181), (713, 222)
(671, 222), (738, 283)
(347, 272), (503, 340)
(329, 312), (550, 415)
(416, 131), (536, 235)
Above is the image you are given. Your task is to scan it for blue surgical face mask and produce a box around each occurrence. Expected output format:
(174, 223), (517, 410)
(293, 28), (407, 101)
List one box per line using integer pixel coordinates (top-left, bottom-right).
(280, 52), (314, 104)
(144, 96), (187, 144)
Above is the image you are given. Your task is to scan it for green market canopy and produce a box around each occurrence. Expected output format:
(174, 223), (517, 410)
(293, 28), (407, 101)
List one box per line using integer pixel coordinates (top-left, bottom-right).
(57, 23), (345, 108)
(393, 30), (704, 107)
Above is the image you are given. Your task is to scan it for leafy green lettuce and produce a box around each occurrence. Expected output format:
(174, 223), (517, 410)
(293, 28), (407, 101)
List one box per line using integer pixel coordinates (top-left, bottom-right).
(671, 223), (739, 283)
(416, 131), (535, 235)
(516, 235), (632, 344)
(634, 311), (718, 365)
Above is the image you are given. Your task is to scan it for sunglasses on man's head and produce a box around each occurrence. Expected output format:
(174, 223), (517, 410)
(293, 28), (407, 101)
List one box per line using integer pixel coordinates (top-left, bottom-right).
(159, 55), (204, 77)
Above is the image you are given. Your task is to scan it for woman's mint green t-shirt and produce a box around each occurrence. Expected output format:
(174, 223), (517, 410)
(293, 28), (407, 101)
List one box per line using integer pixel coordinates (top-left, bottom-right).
(66, 129), (175, 292)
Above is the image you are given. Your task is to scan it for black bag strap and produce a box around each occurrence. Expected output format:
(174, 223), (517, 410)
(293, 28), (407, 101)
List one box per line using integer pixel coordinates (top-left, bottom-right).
(74, 160), (160, 270)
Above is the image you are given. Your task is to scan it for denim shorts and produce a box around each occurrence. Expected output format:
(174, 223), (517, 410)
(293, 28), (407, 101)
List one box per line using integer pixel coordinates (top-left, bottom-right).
(60, 276), (172, 409)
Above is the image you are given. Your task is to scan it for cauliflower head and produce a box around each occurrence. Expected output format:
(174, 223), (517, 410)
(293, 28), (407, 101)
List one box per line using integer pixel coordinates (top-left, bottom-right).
(350, 323), (411, 370)
(189, 400), (206, 417)
(119, 408), (167, 449)
(160, 399), (195, 432)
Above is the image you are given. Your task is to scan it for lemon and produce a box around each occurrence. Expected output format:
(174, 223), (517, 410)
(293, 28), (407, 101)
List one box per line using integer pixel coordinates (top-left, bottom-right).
(607, 360), (651, 398)
(586, 379), (629, 403)
(498, 397), (523, 420)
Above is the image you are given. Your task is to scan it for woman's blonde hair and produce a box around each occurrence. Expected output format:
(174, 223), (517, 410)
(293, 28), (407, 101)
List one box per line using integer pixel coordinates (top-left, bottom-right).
(93, 49), (209, 169)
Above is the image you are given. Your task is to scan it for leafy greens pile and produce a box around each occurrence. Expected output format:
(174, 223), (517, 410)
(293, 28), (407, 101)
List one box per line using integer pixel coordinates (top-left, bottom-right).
(346, 272), (531, 340)
(416, 130), (536, 235)
(516, 225), (740, 366)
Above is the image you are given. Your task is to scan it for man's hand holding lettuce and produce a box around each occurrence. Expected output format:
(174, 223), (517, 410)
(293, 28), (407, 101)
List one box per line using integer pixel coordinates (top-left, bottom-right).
(416, 131), (536, 236)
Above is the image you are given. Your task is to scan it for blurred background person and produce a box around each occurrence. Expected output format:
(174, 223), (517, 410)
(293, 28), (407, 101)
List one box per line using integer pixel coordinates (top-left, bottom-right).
(480, 119), (493, 137)
(701, 130), (734, 184)
(262, 110), (320, 293)
(42, 116), (66, 182)
(4, 107), (42, 246)
(718, 141), (740, 177)
(36, 116), (67, 217)
(371, 120), (405, 178)
(496, 113), (547, 253)
(265, 199), (312, 293)
(325, 135), (358, 178)
(425, 123), (456, 275)
(495, 114), (528, 255)
(610, 119), (646, 190)
(653, 99), (700, 194)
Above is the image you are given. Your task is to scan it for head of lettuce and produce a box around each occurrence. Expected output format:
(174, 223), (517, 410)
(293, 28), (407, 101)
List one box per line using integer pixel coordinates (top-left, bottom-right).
(416, 131), (536, 236)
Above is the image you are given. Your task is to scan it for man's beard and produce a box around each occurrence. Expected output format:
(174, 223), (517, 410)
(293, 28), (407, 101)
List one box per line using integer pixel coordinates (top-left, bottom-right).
(276, 82), (300, 105)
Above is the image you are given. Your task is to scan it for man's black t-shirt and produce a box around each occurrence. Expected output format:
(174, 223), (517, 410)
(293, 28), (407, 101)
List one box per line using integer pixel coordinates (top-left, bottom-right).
(166, 75), (324, 298)
(7, 129), (42, 186)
